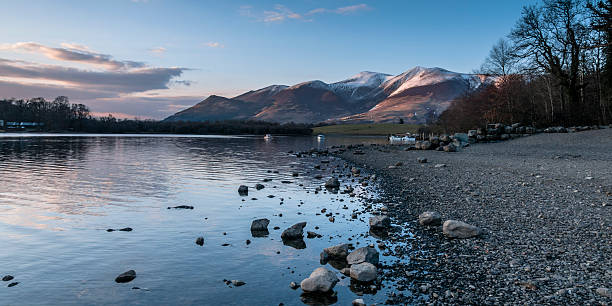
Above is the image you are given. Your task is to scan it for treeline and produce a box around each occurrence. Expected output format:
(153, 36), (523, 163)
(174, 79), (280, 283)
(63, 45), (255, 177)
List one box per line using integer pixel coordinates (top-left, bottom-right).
(438, 0), (611, 132)
(0, 97), (313, 135)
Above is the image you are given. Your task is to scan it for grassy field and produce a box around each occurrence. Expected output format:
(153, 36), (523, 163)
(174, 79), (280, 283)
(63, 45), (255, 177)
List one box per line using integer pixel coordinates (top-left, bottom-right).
(312, 123), (421, 135)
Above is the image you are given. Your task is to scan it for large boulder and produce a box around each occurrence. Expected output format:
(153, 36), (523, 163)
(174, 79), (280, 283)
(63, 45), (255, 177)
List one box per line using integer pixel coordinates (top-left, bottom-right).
(420, 141), (432, 150)
(281, 222), (307, 240)
(453, 133), (469, 143)
(325, 178), (340, 189)
(350, 262), (377, 282)
(369, 215), (390, 230)
(442, 220), (482, 238)
(418, 211), (442, 226)
(347, 247), (379, 265)
(322, 244), (349, 259)
(300, 267), (339, 293)
(250, 218), (270, 231)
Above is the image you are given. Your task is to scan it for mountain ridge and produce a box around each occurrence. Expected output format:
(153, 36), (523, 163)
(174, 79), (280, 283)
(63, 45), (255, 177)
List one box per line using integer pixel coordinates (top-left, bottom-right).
(164, 67), (495, 124)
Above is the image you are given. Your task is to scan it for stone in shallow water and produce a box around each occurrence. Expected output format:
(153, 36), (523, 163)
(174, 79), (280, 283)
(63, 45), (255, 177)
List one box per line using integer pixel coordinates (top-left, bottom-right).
(2, 275), (14, 281)
(350, 262), (377, 282)
(238, 185), (248, 195)
(369, 215), (390, 229)
(281, 222), (307, 240)
(322, 244), (349, 259)
(325, 178), (340, 189)
(250, 218), (270, 231)
(195, 236), (204, 246)
(115, 270), (136, 283)
(300, 267), (339, 293)
(347, 247), (379, 265)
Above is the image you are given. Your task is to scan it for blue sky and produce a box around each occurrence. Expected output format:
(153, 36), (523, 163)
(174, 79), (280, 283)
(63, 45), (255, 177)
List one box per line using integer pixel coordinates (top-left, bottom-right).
(0, 0), (537, 118)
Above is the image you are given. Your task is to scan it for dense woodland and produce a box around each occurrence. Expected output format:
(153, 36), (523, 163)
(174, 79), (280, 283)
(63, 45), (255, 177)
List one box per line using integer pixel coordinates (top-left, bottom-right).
(0, 97), (312, 135)
(438, 0), (612, 132)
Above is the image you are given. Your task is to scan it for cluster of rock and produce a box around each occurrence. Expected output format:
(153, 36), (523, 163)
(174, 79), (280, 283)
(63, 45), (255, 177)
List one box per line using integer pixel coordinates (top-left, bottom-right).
(418, 211), (482, 239)
(406, 123), (610, 151)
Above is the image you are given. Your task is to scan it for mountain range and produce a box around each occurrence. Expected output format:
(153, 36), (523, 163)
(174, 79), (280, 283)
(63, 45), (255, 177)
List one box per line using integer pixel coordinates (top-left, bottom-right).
(165, 67), (495, 124)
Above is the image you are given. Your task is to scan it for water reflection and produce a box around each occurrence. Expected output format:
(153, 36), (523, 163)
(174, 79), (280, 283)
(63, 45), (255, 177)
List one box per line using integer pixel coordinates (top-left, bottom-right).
(0, 134), (392, 306)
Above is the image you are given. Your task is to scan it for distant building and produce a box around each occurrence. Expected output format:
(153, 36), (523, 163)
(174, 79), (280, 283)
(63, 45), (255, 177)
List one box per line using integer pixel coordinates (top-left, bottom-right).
(5, 122), (44, 131)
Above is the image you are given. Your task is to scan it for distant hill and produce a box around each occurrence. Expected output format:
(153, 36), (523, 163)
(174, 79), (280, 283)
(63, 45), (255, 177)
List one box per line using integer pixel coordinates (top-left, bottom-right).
(164, 67), (495, 124)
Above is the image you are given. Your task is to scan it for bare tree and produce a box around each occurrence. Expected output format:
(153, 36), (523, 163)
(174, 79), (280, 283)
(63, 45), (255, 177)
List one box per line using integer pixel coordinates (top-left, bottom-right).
(480, 38), (519, 76)
(510, 0), (591, 124)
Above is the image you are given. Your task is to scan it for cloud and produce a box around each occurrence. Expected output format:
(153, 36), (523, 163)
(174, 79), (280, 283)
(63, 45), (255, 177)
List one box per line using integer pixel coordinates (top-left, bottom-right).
(0, 58), (186, 93)
(0, 42), (145, 71)
(205, 42), (224, 48)
(150, 47), (166, 54)
(334, 4), (371, 14)
(0, 42), (193, 119)
(243, 4), (370, 23)
(263, 5), (304, 23)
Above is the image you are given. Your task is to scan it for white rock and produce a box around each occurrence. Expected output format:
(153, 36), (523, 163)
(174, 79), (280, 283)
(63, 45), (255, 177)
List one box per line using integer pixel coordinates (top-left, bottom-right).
(300, 267), (339, 293)
(350, 262), (377, 282)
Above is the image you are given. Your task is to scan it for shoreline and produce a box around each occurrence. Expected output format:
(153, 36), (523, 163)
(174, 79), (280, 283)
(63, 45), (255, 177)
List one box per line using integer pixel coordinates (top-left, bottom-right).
(334, 128), (611, 304)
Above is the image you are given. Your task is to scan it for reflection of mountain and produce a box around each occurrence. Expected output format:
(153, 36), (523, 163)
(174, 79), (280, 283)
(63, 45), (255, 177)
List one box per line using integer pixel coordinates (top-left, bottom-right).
(165, 67), (495, 124)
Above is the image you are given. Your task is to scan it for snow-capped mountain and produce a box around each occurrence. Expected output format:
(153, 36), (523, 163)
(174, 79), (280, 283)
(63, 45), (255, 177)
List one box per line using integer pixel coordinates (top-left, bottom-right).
(165, 67), (494, 124)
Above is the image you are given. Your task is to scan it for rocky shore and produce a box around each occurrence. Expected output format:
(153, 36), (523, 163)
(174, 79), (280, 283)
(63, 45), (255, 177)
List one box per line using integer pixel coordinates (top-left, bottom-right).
(336, 128), (611, 304)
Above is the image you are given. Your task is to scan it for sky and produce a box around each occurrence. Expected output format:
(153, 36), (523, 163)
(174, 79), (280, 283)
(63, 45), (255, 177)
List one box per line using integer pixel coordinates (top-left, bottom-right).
(0, 0), (538, 119)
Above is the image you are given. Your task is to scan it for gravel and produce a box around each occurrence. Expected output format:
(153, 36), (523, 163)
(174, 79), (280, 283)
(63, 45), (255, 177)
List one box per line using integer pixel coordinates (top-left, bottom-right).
(337, 128), (611, 304)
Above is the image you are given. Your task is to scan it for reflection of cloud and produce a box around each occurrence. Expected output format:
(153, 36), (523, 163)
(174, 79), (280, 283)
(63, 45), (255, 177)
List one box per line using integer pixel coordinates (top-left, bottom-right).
(243, 3), (371, 23)
(1, 42), (145, 70)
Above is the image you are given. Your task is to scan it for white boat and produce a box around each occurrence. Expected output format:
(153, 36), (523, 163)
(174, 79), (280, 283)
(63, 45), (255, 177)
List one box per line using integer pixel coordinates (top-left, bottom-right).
(389, 135), (415, 144)
(264, 134), (273, 140)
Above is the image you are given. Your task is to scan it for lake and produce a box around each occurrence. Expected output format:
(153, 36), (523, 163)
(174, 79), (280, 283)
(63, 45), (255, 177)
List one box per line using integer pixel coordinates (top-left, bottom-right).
(0, 134), (398, 305)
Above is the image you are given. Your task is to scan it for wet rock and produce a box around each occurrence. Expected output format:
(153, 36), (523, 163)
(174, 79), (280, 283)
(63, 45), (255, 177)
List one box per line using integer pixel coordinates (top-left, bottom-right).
(281, 222), (307, 240)
(250, 218), (270, 231)
(347, 246), (379, 265)
(351, 167), (360, 175)
(369, 215), (390, 230)
(119, 227), (132, 232)
(238, 185), (249, 195)
(442, 220), (482, 238)
(2, 275), (14, 282)
(418, 211), (442, 226)
(307, 231), (321, 239)
(115, 270), (136, 283)
(167, 205), (194, 209)
(7, 282), (19, 287)
(417, 157), (428, 163)
(325, 178), (340, 189)
(350, 262), (377, 282)
(323, 244), (349, 259)
(255, 184), (265, 190)
(290, 281), (299, 289)
(195, 236), (204, 246)
(352, 298), (366, 306)
(434, 163), (447, 168)
(300, 267), (339, 293)
(340, 268), (351, 276)
(231, 280), (246, 287)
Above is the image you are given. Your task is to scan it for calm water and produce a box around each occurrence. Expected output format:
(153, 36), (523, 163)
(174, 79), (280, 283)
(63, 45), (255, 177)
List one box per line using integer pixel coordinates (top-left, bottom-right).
(0, 134), (399, 305)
